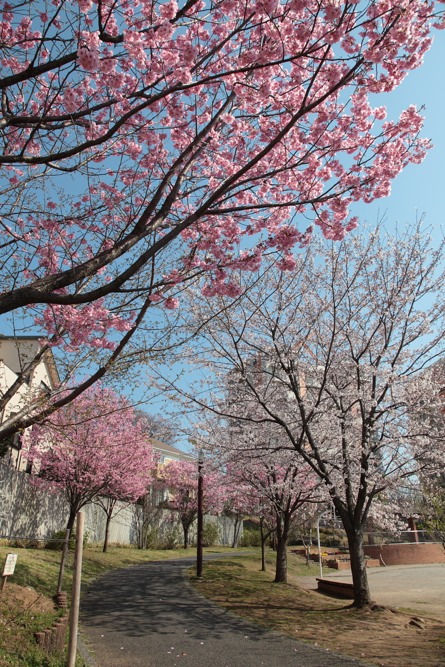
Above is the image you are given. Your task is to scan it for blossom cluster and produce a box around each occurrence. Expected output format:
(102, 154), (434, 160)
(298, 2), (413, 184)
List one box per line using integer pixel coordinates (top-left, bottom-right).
(0, 0), (443, 349)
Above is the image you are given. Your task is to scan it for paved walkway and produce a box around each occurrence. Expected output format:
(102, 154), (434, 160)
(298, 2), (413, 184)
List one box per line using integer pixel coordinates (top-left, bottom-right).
(80, 556), (368, 667)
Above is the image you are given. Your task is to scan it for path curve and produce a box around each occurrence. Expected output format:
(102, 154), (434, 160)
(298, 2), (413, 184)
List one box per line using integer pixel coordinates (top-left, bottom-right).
(80, 555), (369, 667)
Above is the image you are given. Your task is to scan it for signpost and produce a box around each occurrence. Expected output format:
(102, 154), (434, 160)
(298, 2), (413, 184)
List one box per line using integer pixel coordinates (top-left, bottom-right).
(1, 553), (18, 592)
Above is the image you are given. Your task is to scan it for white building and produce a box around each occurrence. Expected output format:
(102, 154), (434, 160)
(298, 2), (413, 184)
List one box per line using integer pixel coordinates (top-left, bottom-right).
(0, 336), (59, 470)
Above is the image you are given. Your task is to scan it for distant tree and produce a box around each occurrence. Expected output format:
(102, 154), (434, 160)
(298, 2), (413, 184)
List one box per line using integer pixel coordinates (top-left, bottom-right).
(420, 477), (445, 546)
(135, 410), (179, 446)
(29, 386), (156, 555)
(133, 490), (166, 550)
(215, 425), (324, 582)
(95, 448), (158, 553)
(157, 459), (226, 548)
(223, 478), (258, 549)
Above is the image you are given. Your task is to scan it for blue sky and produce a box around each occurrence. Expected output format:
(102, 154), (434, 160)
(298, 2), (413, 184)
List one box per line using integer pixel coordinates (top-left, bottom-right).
(350, 31), (445, 238)
(134, 32), (445, 447)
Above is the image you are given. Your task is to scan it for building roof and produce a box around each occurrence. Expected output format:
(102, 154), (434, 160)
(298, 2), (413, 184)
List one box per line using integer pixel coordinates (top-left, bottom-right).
(0, 336), (60, 389)
(150, 438), (195, 462)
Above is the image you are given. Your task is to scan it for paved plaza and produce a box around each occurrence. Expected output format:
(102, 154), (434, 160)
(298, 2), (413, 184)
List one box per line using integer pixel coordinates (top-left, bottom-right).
(297, 562), (445, 617)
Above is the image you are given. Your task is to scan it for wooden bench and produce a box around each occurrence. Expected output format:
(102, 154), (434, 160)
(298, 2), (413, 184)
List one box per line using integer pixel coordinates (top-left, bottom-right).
(316, 578), (354, 599)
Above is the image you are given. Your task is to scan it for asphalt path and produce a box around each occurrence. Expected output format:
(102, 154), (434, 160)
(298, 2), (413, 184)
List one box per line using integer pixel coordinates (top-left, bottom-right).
(80, 555), (368, 667)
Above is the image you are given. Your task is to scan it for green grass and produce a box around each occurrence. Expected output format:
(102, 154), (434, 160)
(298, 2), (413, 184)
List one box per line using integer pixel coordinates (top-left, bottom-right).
(0, 542), (242, 667)
(0, 543), (238, 596)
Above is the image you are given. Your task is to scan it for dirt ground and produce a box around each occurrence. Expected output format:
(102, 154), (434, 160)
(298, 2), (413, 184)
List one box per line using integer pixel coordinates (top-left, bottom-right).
(0, 583), (59, 666)
(291, 563), (445, 666)
(0, 582), (55, 613)
(283, 593), (445, 667)
(193, 560), (445, 667)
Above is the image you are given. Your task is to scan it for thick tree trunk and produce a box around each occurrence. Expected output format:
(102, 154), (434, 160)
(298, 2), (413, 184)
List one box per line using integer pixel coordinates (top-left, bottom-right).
(274, 532), (288, 583)
(274, 512), (292, 583)
(345, 527), (373, 608)
(183, 524), (189, 549)
(274, 516), (290, 584)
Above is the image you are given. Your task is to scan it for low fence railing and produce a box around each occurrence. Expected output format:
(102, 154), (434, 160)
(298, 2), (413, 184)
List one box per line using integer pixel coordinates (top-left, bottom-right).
(364, 530), (442, 545)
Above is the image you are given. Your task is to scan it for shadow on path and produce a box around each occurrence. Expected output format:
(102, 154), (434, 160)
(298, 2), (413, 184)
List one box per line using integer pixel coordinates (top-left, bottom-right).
(80, 555), (370, 667)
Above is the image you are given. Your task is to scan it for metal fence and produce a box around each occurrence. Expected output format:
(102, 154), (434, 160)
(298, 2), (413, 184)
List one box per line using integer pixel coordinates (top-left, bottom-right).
(364, 530), (442, 545)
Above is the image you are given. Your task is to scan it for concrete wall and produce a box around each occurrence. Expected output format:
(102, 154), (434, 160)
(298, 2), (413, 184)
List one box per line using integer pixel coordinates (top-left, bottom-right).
(0, 462), (236, 547)
(364, 542), (445, 565)
(0, 462), (139, 544)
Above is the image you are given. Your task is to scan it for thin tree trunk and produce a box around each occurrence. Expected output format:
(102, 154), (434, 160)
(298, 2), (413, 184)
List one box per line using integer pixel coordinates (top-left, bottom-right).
(183, 524), (189, 549)
(57, 510), (76, 594)
(103, 512), (112, 553)
(260, 518), (266, 572)
(232, 515), (241, 548)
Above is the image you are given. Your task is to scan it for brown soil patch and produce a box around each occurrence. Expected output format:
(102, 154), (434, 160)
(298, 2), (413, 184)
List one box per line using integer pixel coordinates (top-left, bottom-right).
(283, 593), (445, 667)
(0, 584), (60, 666)
(193, 561), (445, 667)
(0, 583), (55, 615)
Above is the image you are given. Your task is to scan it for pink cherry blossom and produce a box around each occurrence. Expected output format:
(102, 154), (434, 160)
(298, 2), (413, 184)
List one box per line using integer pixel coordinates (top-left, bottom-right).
(156, 459), (227, 548)
(28, 386), (157, 541)
(77, 46), (100, 72)
(164, 297), (180, 309)
(0, 0), (444, 440)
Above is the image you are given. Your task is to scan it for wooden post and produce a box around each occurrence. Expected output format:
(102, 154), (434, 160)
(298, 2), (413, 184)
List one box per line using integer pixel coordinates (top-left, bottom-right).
(67, 512), (84, 667)
(197, 451), (203, 578)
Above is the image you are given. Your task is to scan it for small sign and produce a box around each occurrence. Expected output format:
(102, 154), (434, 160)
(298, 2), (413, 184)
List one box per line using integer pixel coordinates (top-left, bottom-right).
(3, 554), (17, 577)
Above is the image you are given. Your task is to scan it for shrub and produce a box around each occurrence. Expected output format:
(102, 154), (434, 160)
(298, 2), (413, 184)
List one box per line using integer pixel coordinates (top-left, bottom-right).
(45, 530), (74, 551)
(8, 538), (43, 549)
(202, 522), (220, 547)
(143, 526), (162, 549)
(44, 527), (90, 551)
(240, 528), (261, 547)
(158, 524), (181, 550)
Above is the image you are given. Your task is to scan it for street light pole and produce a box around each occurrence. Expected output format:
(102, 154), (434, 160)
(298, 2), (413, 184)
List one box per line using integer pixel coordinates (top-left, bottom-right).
(316, 508), (330, 579)
(197, 449), (204, 578)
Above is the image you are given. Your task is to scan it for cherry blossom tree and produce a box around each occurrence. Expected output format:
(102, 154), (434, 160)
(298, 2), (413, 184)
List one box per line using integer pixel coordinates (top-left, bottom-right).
(222, 477), (259, 548)
(163, 224), (445, 607)
(2, 0), (444, 439)
(419, 476), (445, 545)
(223, 440), (324, 582)
(28, 386), (156, 547)
(156, 458), (226, 548)
(95, 449), (158, 553)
